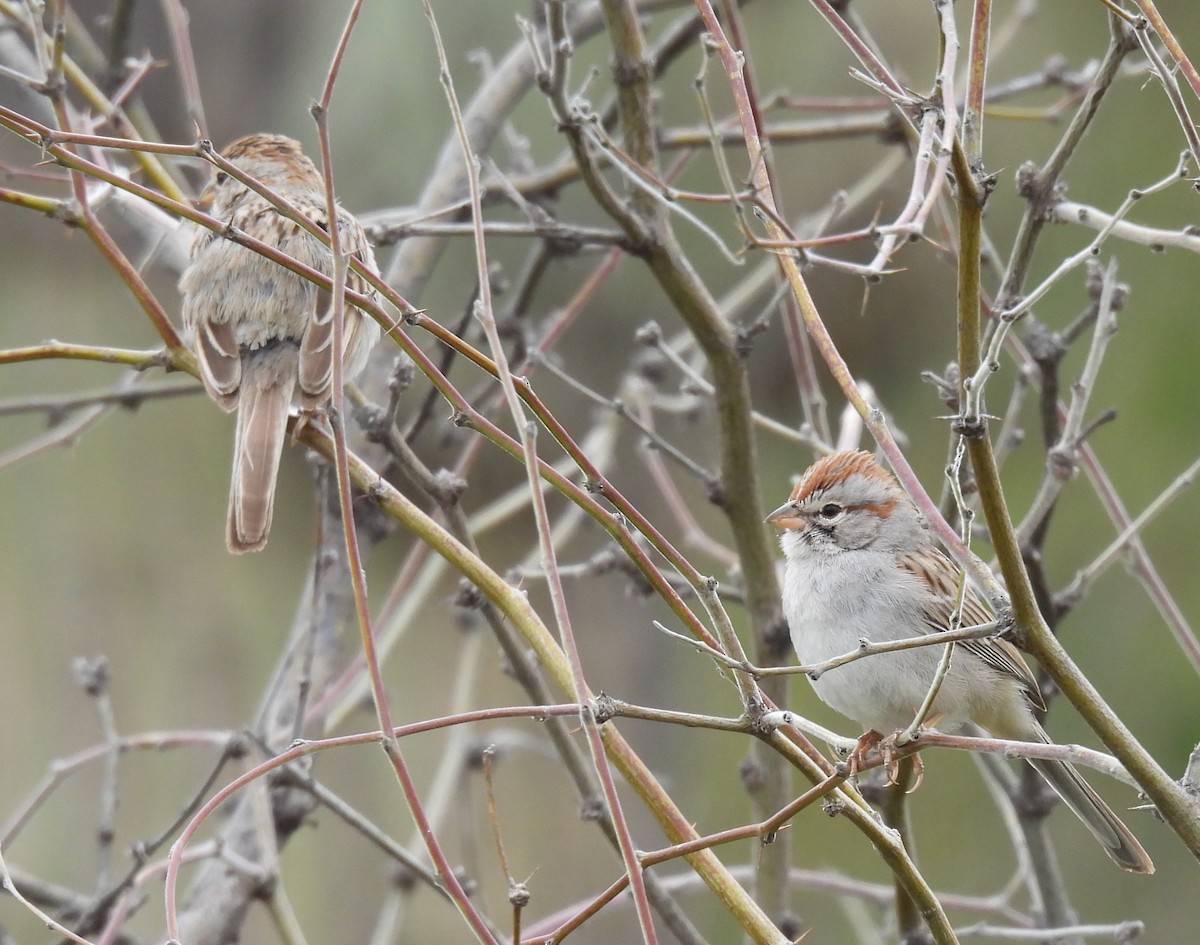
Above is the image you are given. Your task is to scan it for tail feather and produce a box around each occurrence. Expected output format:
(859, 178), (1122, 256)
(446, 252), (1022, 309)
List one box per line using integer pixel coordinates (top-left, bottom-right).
(1028, 750), (1154, 874)
(228, 349), (297, 553)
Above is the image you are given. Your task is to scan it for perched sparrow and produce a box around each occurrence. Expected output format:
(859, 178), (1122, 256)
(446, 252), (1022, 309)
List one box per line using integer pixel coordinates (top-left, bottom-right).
(767, 450), (1153, 873)
(180, 133), (380, 553)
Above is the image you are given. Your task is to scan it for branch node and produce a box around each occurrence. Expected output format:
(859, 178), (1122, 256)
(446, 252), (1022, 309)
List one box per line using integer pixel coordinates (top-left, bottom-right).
(592, 691), (616, 724)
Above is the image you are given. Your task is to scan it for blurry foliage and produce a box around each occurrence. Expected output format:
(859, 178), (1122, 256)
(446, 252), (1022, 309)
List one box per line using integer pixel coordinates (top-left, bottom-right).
(2, 2), (1200, 945)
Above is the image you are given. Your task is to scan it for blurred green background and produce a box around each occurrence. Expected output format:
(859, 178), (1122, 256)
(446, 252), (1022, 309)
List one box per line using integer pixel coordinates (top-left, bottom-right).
(2, 1), (1199, 942)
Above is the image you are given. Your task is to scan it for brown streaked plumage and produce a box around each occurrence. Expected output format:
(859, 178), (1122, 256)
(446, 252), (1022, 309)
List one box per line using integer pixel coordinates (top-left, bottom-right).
(180, 133), (380, 553)
(788, 449), (898, 503)
(768, 449), (1154, 874)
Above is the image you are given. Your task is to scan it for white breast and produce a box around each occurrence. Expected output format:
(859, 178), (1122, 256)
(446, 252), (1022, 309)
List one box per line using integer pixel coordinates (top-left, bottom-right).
(781, 546), (979, 734)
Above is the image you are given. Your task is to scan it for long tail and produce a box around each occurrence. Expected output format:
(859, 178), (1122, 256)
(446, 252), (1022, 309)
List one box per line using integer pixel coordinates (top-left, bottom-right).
(1028, 746), (1154, 873)
(227, 350), (297, 554)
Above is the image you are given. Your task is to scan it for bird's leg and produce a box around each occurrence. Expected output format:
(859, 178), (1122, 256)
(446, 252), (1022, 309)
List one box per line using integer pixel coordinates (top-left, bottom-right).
(846, 729), (884, 783)
(868, 731), (925, 791)
(291, 404), (328, 441)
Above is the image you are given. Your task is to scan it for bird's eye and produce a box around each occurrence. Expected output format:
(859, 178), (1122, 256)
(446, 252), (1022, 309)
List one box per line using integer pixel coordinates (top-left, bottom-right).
(214, 171), (229, 186)
(817, 503), (843, 520)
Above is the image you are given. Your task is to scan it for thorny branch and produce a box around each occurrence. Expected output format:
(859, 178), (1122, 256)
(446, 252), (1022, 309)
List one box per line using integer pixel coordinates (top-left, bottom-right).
(2, 3), (1200, 945)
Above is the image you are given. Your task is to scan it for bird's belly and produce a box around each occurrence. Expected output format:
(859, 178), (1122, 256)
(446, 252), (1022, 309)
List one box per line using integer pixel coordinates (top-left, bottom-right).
(795, 627), (974, 733)
(784, 559), (979, 733)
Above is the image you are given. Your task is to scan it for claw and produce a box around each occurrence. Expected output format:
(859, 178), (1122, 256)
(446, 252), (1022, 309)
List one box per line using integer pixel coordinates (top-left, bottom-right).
(848, 730), (924, 792)
(905, 752), (925, 794)
(870, 731), (903, 785)
(846, 730), (884, 782)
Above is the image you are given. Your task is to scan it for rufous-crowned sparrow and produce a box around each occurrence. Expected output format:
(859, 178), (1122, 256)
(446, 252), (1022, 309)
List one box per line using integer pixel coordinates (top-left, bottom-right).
(180, 133), (380, 553)
(767, 449), (1153, 873)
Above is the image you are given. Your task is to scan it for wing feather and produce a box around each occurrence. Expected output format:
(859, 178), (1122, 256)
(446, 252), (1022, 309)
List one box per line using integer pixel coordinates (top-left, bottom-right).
(194, 317), (241, 412)
(896, 547), (1044, 710)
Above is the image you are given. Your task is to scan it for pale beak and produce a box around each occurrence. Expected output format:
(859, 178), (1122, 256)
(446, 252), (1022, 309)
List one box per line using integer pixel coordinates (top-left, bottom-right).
(193, 183), (215, 212)
(765, 503), (804, 529)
